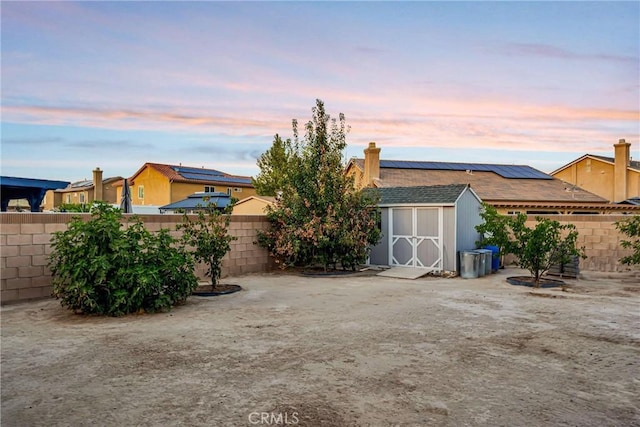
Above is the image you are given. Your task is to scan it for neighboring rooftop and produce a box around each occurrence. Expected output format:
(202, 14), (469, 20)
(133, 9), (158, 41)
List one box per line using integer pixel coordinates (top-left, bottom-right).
(56, 176), (122, 192)
(129, 163), (253, 186)
(375, 160), (552, 180)
(350, 158), (607, 204)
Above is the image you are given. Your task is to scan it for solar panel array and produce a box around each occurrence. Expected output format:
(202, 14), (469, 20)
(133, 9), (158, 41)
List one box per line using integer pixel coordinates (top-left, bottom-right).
(379, 160), (552, 180)
(173, 166), (252, 184)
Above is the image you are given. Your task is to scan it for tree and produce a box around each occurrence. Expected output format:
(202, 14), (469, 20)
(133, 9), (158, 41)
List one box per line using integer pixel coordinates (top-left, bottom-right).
(257, 99), (381, 270)
(177, 202), (237, 290)
(615, 214), (640, 265)
(252, 134), (293, 196)
(475, 203), (515, 261)
(510, 215), (585, 287)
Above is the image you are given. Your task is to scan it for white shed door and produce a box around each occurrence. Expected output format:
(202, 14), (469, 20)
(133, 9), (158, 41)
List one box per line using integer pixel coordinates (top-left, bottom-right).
(389, 207), (443, 271)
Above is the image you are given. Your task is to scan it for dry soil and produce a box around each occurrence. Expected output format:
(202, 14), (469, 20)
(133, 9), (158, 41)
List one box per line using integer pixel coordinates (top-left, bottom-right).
(1, 268), (639, 426)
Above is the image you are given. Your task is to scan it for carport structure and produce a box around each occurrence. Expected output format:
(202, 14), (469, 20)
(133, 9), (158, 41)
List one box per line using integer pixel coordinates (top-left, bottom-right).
(0, 176), (69, 212)
(369, 184), (483, 274)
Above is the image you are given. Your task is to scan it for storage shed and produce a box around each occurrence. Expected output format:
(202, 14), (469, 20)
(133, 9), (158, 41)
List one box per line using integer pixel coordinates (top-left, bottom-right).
(368, 184), (483, 273)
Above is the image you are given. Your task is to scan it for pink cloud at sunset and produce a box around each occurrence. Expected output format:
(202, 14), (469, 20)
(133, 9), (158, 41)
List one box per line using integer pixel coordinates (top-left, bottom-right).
(1, 1), (638, 181)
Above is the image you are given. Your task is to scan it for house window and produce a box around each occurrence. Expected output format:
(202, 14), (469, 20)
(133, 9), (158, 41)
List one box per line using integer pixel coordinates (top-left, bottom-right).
(66, 195), (71, 204)
(226, 188), (231, 195)
(79, 193), (85, 203)
(234, 187), (242, 193)
(138, 186), (144, 199)
(204, 186), (215, 193)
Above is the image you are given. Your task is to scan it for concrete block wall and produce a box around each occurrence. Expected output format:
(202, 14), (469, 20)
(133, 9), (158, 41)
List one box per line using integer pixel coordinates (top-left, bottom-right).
(1, 213), (275, 305)
(522, 214), (637, 273)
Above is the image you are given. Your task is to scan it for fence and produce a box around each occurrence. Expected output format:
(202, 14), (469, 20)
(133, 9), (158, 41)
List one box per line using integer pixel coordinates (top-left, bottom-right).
(1, 213), (275, 305)
(506, 214), (638, 273)
(1, 213), (638, 305)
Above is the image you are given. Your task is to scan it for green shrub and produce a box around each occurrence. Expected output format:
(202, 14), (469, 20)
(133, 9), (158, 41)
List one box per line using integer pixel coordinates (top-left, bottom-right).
(615, 214), (640, 265)
(49, 203), (197, 316)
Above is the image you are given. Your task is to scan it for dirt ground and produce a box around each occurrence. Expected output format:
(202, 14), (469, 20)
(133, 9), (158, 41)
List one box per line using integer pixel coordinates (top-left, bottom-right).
(1, 268), (639, 427)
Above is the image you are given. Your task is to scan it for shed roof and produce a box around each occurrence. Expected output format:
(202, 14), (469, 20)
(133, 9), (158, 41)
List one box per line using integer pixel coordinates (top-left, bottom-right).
(372, 184), (472, 205)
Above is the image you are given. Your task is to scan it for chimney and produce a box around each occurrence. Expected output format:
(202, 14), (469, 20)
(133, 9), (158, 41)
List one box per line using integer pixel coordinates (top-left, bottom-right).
(93, 167), (104, 202)
(363, 142), (381, 187)
(613, 139), (630, 202)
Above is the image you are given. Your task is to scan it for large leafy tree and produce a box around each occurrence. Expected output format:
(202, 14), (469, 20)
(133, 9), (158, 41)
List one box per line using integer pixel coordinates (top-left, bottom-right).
(252, 134), (292, 196)
(258, 99), (381, 270)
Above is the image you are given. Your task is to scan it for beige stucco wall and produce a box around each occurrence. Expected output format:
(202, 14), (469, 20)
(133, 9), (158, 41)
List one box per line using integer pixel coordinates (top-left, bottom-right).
(232, 198), (273, 215)
(553, 158), (640, 202)
(553, 159), (615, 201)
(129, 166), (172, 206)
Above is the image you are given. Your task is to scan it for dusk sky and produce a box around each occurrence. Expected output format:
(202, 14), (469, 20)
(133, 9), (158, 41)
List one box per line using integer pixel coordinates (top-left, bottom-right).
(2, 1), (639, 182)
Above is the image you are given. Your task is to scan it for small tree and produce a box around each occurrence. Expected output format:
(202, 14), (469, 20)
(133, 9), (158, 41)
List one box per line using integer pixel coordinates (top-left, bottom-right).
(615, 214), (640, 265)
(510, 215), (585, 287)
(257, 99), (381, 270)
(177, 202), (237, 289)
(252, 134), (293, 196)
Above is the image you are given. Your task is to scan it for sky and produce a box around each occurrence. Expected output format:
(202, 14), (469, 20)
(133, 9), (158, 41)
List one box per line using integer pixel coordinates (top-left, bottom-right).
(1, 1), (639, 182)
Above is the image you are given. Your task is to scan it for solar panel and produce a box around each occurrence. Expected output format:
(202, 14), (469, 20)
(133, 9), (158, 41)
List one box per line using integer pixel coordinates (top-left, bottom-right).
(173, 166), (225, 177)
(179, 172), (252, 184)
(379, 160), (551, 179)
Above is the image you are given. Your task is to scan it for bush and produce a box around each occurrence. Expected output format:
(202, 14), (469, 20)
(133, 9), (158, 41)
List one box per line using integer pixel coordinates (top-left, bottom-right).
(49, 203), (197, 316)
(615, 214), (640, 265)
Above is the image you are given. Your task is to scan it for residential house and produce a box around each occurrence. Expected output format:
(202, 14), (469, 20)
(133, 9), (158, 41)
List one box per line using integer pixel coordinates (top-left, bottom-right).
(43, 168), (122, 210)
(347, 143), (639, 214)
(551, 139), (640, 203)
(117, 163), (257, 208)
(231, 195), (276, 215)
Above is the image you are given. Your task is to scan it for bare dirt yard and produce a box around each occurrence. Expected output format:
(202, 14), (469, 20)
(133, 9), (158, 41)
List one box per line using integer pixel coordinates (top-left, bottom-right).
(2, 268), (639, 427)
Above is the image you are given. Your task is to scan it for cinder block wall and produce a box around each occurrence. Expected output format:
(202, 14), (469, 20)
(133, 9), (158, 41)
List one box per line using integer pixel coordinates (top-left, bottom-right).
(515, 214), (637, 273)
(1, 213), (275, 305)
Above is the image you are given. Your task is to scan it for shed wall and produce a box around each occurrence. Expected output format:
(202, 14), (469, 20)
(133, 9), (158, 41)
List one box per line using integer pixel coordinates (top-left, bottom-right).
(455, 189), (483, 271)
(369, 208), (389, 265)
(442, 206), (456, 271)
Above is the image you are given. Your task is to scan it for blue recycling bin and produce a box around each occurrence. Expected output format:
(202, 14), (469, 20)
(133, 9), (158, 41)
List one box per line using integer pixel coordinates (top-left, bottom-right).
(484, 246), (500, 272)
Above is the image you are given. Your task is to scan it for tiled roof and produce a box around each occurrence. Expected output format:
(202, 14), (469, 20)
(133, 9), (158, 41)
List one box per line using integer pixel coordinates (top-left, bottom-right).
(130, 163), (253, 187)
(370, 184), (471, 205)
(56, 176), (123, 193)
(352, 159), (607, 204)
